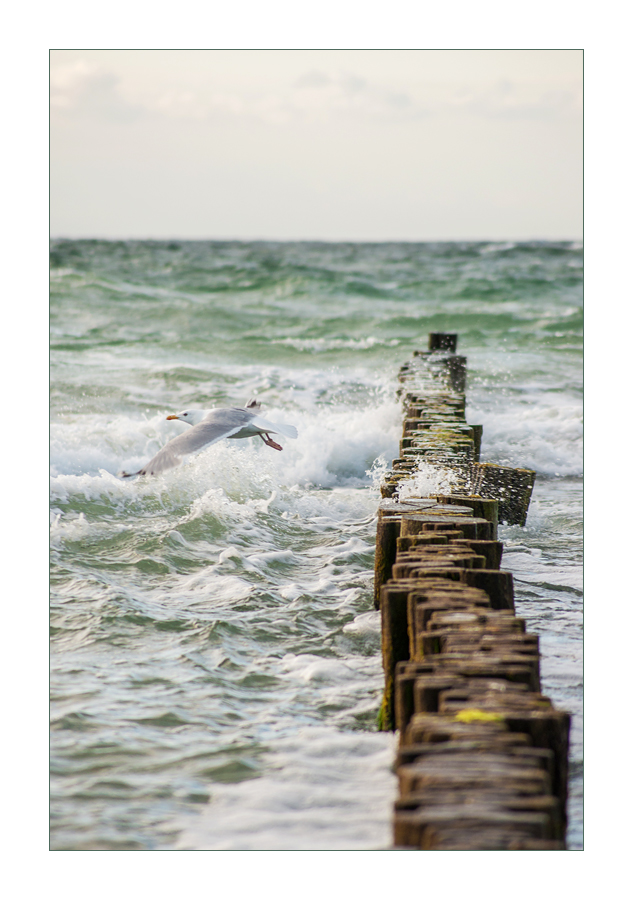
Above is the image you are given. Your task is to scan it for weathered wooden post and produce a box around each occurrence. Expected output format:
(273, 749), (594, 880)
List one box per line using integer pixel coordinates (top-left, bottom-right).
(373, 333), (570, 850)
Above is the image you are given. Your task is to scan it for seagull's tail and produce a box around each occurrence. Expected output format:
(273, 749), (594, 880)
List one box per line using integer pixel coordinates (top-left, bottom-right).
(245, 398), (262, 410)
(120, 469), (141, 478)
(273, 423), (298, 440)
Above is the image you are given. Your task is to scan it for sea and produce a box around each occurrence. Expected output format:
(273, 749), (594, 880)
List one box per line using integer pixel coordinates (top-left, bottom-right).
(50, 239), (583, 851)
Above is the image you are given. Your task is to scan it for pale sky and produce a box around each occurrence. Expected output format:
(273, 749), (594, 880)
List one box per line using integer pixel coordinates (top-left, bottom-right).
(50, 49), (582, 241)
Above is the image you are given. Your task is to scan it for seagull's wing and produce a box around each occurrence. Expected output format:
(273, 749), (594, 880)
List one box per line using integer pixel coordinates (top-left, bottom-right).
(128, 409), (255, 476)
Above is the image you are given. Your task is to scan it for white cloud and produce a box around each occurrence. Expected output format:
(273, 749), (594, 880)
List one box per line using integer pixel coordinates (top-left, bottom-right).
(294, 71), (332, 89)
(289, 70), (416, 121)
(156, 72), (579, 125)
(50, 60), (581, 128)
(151, 89), (212, 120)
(50, 60), (141, 122)
(442, 79), (582, 119)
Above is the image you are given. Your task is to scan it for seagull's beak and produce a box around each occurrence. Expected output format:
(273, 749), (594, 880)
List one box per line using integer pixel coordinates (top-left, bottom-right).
(166, 415), (179, 420)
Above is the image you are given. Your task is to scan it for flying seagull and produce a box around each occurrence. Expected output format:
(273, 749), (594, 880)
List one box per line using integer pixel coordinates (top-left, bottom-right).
(121, 400), (297, 477)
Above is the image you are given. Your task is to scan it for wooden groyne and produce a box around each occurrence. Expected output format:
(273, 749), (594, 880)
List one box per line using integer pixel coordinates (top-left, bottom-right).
(376, 334), (570, 851)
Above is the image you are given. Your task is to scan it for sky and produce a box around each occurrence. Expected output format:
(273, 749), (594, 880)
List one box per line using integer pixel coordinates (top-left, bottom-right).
(50, 49), (582, 242)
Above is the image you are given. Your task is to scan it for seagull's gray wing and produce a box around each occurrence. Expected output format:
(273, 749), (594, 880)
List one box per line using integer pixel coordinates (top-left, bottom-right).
(129, 408), (256, 476)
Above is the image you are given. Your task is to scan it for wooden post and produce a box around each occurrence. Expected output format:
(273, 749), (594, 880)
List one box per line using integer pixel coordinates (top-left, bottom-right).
(374, 516), (400, 610)
(428, 333), (458, 352)
(374, 334), (568, 850)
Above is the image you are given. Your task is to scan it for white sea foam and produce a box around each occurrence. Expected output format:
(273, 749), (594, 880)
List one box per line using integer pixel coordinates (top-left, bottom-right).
(342, 611), (381, 634)
(397, 462), (460, 499)
(164, 568), (254, 607)
(272, 336), (401, 352)
(281, 654), (362, 683)
(468, 392), (582, 476)
(174, 726), (397, 851)
(49, 510), (133, 548)
(479, 241), (517, 254)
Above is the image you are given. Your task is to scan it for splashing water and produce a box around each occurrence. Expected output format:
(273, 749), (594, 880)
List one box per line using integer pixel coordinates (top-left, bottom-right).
(396, 462), (460, 500)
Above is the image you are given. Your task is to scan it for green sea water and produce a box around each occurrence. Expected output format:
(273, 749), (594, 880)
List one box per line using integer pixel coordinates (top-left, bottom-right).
(50, 240), (582, 849)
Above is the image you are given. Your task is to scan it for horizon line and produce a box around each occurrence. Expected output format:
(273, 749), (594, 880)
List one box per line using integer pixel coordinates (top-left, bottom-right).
(50, 235), (583, 244)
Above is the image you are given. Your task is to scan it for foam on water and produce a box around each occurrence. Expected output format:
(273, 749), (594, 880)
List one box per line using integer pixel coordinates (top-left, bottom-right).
(273, 336), (402, 352)
(468, 391), (582, 475)
(174, 727), (397, 851)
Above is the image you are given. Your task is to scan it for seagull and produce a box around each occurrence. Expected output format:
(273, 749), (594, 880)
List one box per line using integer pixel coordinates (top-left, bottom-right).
(121, 400), (298, 477)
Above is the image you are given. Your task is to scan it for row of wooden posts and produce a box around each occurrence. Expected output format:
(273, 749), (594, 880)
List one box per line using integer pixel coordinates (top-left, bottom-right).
(374, 334), (570, 850)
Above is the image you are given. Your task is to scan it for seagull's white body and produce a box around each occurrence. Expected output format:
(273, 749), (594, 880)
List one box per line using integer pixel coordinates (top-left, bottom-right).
(122, 400), (297, 477)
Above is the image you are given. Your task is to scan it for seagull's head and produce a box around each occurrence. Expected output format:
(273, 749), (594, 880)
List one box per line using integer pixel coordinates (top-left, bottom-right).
(166, 408), (210, 426)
